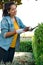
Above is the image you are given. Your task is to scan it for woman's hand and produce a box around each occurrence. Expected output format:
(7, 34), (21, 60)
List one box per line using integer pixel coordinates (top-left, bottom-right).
(29, 27), (33, 31)
(23, 27), (33, 31)
(23, 27), (29, 31)
(15, 26), (33, 35)
(16, 29), (24, 34)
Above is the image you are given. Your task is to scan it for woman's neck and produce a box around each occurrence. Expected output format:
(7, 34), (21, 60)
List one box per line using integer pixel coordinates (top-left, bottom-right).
(10, 15), (14, 18)
(11, 17), (15, 22)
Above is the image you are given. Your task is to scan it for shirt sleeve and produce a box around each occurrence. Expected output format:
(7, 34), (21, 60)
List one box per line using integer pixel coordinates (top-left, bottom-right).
(19, 18), (26, 28)
(1, 18), (9, 37)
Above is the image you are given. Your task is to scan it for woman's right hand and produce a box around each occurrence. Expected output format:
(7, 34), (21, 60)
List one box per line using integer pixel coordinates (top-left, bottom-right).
(14, 30), (17, 34)
(16, 29), (24, 34)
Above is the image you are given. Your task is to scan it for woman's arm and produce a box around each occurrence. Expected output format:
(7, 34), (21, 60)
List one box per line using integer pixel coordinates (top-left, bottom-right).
(23, 27), (32, 31)
(1, 18), (17, 38)
(5, 26), (33, 38)
(4, 30), (16, 38)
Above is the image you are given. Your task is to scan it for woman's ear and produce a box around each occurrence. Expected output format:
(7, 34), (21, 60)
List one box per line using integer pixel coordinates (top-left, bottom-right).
(7, 10), (10, 14)
(8, 11), (10, 14)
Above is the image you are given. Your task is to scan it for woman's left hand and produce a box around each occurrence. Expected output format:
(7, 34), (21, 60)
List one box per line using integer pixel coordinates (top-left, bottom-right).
(24, 27), (33, 31)
(23, 27), (29, 31)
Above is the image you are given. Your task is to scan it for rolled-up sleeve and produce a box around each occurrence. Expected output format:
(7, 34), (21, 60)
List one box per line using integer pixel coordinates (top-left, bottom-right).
(1, 19), (9, 37)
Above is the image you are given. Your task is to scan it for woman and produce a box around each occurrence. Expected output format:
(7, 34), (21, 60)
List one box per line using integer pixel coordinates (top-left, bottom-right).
(0, 1), (32, 63)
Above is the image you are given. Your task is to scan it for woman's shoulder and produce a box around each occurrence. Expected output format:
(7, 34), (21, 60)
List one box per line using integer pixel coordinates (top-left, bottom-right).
(2, 16), (9, 20)
(1, 16), (11, 24)
(1, 16), (7, 22)
(15, 16), (22, 23)
(15, 16), (21, 20)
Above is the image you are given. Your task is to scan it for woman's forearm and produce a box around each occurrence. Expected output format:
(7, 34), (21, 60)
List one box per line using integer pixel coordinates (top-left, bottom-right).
(4, 30), (16, 38)
(4, 27), (32, 38)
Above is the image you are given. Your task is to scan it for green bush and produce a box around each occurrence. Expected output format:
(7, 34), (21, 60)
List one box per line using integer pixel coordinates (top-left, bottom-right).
(32, 23), (43, 65)
(18, 41), (32, 52)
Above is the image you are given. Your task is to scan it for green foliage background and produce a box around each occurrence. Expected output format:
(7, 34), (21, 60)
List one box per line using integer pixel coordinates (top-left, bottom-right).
(32, 23), (43, 65)
(16, 40), (32, 52)
(19, 41), (32, 52)
(0, 0), (22, 9)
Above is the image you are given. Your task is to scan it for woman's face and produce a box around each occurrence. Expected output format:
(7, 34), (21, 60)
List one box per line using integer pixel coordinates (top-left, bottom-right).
(8, 4), (17, 17)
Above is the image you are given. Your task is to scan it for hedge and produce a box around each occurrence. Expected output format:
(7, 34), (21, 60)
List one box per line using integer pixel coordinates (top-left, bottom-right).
(16, 40), (32, 52)
(32, 23), (43, 65)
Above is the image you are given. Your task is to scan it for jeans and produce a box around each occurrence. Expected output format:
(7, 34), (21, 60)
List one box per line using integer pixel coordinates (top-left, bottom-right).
(0, 47), (15, 63)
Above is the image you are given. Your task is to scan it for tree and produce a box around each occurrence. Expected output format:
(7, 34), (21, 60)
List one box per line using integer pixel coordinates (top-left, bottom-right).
(0, 0), (22, 9)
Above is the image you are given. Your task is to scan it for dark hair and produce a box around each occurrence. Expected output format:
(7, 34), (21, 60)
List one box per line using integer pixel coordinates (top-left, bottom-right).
(3, 1), (17, 16)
